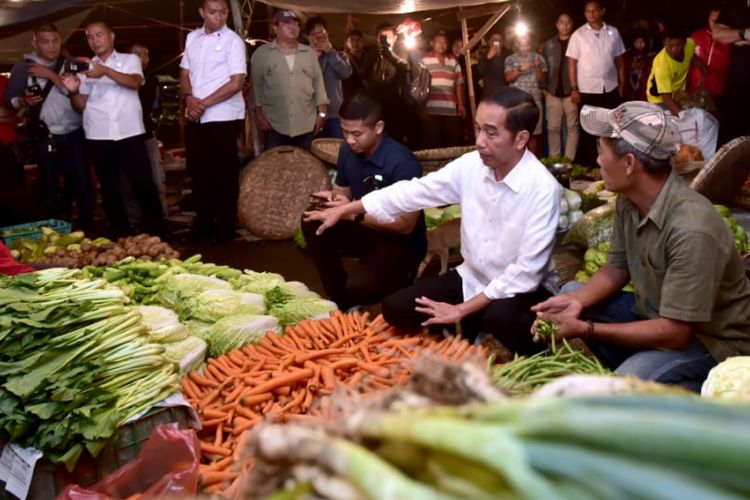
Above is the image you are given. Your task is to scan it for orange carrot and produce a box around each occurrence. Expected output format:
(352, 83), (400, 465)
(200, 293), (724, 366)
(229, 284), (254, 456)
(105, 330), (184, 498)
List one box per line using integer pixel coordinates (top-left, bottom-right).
(214, 423), (223, 447)
(282, 389), (306, 412)
(245, 369), (313, 396)
(199, 443), (232, 456)
(294, 348), (347, 364)
(198, 389), (220, 409)
(200, 470), (239, 487)
(189, 371), (219, 388)
(181, 378), (199, 400)
(237, 392), (272, 407)
(346, 370), (365, 388)
(202, 407), (227, 420)
(206, 455), (233, 471)
(224, 382), (246, 404)
(356, 360), (391, 378)
(235, 405), (258, 421)
(320, 364), (335, 390)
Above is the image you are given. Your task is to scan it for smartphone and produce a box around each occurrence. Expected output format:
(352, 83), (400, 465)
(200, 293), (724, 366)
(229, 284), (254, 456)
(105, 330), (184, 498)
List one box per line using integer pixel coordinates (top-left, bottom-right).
(26, 84), (42, 96)
(65, 61), (91, 73)
(379, 34), (389, 47)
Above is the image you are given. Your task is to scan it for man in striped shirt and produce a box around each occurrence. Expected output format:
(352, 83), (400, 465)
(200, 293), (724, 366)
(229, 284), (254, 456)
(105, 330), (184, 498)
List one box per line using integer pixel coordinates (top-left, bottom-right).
(420, 30), (466, 148)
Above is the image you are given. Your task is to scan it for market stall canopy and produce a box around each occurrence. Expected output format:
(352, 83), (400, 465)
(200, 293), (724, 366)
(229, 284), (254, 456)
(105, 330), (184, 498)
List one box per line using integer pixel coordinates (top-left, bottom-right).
(257, 0), (508, 14)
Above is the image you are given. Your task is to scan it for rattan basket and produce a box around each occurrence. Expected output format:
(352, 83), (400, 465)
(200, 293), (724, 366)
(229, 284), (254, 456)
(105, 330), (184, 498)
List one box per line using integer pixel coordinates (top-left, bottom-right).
(689, 136), (750, 205)
(413, 146), (476, 173)
(311, 138), (343, 165)
(238, 146), (331, 240)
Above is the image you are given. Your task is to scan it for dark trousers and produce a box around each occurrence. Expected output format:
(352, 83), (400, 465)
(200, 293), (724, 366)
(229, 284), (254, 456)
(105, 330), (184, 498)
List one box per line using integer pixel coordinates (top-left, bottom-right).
(301, 218), (422, 311)
(186, 120), (242, 239)
(382, 270), (551, 354)
(36, 127), (94, 229)
(88, 135), (165, 238)
(421, 114), (463, 149)
(266, 129), (313, 151)
(574, 89), (621, 168)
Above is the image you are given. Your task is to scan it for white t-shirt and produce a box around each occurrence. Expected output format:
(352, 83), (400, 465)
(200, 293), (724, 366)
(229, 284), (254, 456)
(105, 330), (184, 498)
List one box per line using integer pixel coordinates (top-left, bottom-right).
(363, 149), (561, 301)
(79, 51), (145, 140)
(180, 25), (246, 124)
(566, 22), (626, 94)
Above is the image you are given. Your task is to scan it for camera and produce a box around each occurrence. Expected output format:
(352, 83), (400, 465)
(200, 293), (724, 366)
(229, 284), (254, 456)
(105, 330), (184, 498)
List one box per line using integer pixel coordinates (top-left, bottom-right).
(65, 61), (91, 73)
(26, 83), (42, 96)
(378, 34), (389, 48)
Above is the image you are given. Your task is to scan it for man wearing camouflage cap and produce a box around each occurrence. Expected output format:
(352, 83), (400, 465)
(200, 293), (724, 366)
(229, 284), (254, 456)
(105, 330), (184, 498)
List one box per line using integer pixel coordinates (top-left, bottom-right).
(531, 101), (750, 391)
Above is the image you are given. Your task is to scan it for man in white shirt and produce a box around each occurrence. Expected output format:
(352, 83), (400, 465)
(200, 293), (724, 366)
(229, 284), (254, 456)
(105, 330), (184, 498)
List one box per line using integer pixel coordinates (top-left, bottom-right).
(566, 0), (625, 168)
(4, 23), (94, 230)
(305, 87), (561, 353)
(62, 21), (165, 238)
(180, 0), (246, 241)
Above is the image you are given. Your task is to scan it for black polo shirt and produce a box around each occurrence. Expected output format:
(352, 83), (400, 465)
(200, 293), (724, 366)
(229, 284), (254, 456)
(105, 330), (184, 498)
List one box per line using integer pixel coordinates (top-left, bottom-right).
(335, 135), (427, 259)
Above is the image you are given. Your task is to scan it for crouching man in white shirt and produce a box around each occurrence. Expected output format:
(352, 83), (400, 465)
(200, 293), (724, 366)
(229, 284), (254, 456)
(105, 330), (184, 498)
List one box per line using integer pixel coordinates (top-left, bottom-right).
(305, 87), (561, 354)
(63, 20), (166, 238)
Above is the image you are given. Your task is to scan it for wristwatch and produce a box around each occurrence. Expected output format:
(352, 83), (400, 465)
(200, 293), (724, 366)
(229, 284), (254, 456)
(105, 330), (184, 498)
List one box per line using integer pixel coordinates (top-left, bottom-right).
(354, 212), (365, 223)
(318, 111), (327, 119)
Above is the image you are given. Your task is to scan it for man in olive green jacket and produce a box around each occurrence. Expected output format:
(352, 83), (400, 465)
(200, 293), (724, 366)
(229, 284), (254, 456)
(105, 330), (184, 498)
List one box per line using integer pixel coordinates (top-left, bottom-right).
(251, 10), (328, 151)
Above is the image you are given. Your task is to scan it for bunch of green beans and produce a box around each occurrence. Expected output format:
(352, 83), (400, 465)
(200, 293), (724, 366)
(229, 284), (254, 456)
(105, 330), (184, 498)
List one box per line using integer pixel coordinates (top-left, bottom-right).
(490, 339), (610, 396)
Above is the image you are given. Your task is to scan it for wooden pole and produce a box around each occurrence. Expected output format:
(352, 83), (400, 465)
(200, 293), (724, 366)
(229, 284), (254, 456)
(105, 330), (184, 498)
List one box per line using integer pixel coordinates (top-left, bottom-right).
(178, 0), (185, 149)
(460, 16), (477, 124)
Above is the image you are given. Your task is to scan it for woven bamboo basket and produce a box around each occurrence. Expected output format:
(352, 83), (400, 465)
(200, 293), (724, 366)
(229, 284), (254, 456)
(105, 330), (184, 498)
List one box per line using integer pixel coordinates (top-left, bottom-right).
(413, 146), (476, 174)
(689, 136), (750, 205)
(238, 146), (331, 240)
(311, 138), (343, 165)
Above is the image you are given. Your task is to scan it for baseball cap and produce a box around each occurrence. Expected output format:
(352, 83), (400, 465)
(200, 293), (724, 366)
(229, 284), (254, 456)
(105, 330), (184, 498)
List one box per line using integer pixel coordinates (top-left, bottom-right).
(579, 102), (682, 160)
(273, 10), (300, 24)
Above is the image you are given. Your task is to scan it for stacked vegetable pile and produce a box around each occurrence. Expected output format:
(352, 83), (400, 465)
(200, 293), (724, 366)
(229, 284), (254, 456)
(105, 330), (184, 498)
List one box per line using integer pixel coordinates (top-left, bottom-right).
(182, 310), (488, 495)
(573, 241), (635, 291)
(134, 305), (207, 375)
(8, 228), (179, 268)
(240, 391), (750, 499)
(83, 256), (337, 357)
(0, 269), (180, 469)
(557, 188), (583, 232)
(715, 204), (750, 253)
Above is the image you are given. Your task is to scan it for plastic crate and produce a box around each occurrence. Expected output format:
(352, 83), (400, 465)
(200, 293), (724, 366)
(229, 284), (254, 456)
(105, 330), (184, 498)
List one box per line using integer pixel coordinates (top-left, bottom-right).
(0, 219), (72, 245)
(25, 406), (191, 499)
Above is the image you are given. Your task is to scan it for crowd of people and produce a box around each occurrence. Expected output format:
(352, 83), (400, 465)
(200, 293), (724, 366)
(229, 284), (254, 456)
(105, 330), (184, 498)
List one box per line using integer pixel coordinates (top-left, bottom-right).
(1, 0), (750, 391)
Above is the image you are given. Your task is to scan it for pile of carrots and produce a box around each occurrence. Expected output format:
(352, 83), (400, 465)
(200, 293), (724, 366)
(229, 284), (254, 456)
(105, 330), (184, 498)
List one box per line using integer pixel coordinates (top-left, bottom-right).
(180, 310), (488, 496)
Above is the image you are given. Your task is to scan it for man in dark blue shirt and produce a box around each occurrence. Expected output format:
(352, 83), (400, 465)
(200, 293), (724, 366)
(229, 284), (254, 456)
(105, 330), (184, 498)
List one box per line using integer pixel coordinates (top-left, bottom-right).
(301, 90), (426, 310)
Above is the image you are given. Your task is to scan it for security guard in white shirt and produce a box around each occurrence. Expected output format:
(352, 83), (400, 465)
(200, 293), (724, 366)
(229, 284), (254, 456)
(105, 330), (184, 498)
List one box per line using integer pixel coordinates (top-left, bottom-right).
(62, 20), (166, 238)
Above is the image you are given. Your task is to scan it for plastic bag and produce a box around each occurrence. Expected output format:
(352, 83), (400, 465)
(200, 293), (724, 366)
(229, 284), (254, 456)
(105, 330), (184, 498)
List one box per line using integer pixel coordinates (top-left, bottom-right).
(57, 424), (200, 500)
(563, 200), (616, 249)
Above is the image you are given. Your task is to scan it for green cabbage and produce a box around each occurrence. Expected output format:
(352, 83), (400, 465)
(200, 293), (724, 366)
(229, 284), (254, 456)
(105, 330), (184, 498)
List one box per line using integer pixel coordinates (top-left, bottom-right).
(133, 305), (189, 343)
(185, 319), (214, 340)
(206, 314), (280, 357)
(230, 270), (285, 295)
(158, 273), (231, 308)
(701, 356), (750, 402)
(563, 199), (616, 249)
(424, 204), (461, 229)
(279, 281), (319, 299)
(164, 335), (208, 374)
(180, 289), (266, 322)
(269, 297), (337, 327)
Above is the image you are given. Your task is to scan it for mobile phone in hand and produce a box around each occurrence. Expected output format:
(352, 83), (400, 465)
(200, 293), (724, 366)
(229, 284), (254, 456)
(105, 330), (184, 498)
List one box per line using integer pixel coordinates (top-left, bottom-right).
(27, 84), (42, 96)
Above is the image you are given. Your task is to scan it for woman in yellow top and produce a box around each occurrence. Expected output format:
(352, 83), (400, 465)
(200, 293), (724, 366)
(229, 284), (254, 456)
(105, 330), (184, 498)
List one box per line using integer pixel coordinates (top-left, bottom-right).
(647, 26), (706, 116)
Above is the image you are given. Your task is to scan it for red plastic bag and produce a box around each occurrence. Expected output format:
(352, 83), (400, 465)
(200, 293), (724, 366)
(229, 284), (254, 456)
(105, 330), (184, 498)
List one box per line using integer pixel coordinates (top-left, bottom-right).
(57, 424), (200, 500)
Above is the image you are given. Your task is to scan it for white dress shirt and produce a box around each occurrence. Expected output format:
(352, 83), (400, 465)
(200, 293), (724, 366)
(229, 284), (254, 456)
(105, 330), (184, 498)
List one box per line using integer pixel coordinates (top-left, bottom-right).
(180, 25), (246, 124)
(566, 22), (625, 94)
(79, 51), (144, 140)
(362, 150), (561, 301)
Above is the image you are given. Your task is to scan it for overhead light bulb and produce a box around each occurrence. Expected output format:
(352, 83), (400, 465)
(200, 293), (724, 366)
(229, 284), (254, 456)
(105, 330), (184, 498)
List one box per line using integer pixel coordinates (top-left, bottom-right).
(515, 21), (529, 37)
